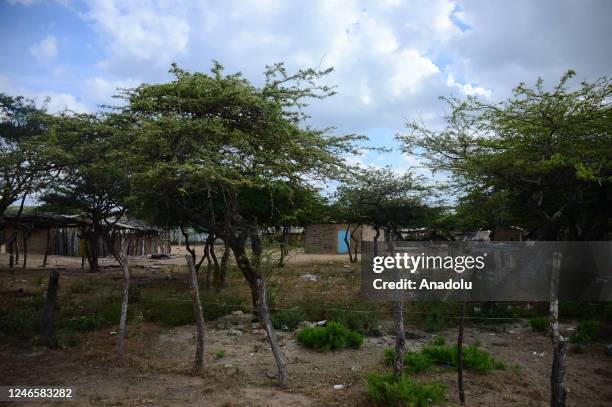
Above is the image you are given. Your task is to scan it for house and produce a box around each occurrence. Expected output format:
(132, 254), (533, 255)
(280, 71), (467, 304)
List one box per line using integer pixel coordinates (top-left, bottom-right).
(0, 212), (170, 259)
(304, 223), (376, 254)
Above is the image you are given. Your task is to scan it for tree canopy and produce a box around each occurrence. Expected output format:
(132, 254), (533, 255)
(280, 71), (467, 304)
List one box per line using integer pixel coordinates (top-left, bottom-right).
(398, 70), (612, 240)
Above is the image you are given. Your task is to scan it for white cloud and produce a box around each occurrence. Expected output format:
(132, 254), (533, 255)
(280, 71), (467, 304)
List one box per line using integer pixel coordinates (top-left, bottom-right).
(446, 73), (491, 98)
(0, 74), (88, 113)
(83, 0), (190, 66)
(387, 49), (440, 96)
(29, 35), (58, 62)
(81, 76), (140, 106)
(37, 91), (89, 113)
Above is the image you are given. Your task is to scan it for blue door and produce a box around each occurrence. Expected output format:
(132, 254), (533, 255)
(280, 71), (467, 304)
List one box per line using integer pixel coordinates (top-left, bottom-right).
(338, 230), (349, 253)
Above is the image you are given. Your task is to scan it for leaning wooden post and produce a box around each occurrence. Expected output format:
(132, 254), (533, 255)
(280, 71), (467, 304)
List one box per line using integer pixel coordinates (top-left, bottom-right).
(392, 294), (406, 381)
(41, 269), (60, 349)
(116, 234), (130, 359)
(549, 248), (566, 407)
(185, 254), (206, 372)
(457, 301), (466, 406)
(391, 241), (405, 382)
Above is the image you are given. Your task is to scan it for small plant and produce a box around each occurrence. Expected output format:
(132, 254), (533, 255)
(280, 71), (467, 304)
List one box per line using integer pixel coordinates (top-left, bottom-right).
(529, 317), (548, 333)
(386, 337), (504, 374)
(297, 322), (363, 351)
(366, 373), (445, 407)
(384, 348), (433, 374)
(215, 350), (226, 359)
(511, 363), (523, 377)
(328, 299), (382, 336)
(271, 308), (306, 331)
(569, 320), (602, 344)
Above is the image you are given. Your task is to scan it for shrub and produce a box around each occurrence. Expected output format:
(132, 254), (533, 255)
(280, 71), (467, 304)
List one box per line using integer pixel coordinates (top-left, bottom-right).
(328, 302), (382, 336)
(0, 308), (41, 339)
(63, 296), (129, 332)
(297, 322), (363, 350)
(472, 303), (519, 325)
(384, 348), (433, 374)
(529, 317), (548, 333)
(382, 337), (505, 374)
(570, 320), (602, 344)
(215, 350), (226, 359)
(141, 293), (194, 327)
(366, 373), (445, 407)
(272, 308), (306, 331)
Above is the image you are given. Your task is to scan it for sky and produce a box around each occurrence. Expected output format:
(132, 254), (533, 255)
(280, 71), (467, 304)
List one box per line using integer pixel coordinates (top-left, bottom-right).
(1, 0), (611, 179)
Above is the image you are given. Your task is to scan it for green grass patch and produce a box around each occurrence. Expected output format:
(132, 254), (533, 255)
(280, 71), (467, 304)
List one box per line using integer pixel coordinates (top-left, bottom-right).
(384, 337), (504, 374)
(272, 308), (306, 331)
(297, 322), (363, 351)
(366, 373), (445, 407)
(215, 350), (226, 359)
(529, 317), (548, 333)
(569, 320), (602, 344)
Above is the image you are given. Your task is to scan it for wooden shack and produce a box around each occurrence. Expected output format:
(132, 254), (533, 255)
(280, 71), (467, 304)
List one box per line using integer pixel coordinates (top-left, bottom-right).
(304, 223), (376, 254)
(0, 213), (170, 258)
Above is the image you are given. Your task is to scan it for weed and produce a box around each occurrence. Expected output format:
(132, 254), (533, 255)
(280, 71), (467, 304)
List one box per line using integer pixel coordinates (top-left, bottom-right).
(384, 337), (504, 374)
(328, 299), (382, 336)
(272, 308), (306, 331)
(384, 348), (434, 374)
(215, 350), (226, 359)
(569, 320), (602, 344)
(529, 317), (548, 333)
(366, 373), (445, 407)
(297, 322), (363, 351)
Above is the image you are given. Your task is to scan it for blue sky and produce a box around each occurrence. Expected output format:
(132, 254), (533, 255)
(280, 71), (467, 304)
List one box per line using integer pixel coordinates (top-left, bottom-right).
(1, 0), (611, 180)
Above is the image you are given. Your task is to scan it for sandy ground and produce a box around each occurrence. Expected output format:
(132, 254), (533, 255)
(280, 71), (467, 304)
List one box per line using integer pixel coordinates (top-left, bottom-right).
(0, 246), (354, 271)
(2, 314), (612, 406)
(1, 253), (611, 406)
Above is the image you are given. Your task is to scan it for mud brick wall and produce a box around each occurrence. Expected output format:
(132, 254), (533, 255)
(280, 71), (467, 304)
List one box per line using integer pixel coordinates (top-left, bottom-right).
(304, 223), (376, 254)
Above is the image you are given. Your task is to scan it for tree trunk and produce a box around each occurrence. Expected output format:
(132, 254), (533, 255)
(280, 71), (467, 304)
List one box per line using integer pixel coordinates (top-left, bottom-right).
(550, 249), (566, 407)
(219, 240), (230, 290)
(255, 278), (289, 387)
(250, 230), (263, 269)
(373, 226), (380, 256)
(8, 239), (15, 271)
(457, 301), (466, 406)
(344, 224), (354, 262)
(392, 296), (405, 381)
(117, 243), (130, 359)
(209, 238), (220, 289)
(279, 226), (289, 267)
(21, 229), (28, 270)
(41, 269), (60, 349)
(185, 255), (206, 373)
(42, 228), (51, 268)
(231, 238), (289, 387)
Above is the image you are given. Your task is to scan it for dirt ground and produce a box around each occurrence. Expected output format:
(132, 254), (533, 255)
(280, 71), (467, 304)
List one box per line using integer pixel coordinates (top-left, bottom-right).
(1, 251), (611, 406)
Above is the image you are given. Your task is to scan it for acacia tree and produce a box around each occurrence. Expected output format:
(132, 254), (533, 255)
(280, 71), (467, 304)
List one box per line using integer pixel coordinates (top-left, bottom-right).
(336, 166), (435, 381)
(125, 62), (364, 386)
(336, 166), (433, 247)
(0, 94), (59, 266)
(398, 71), (612, 406)
(42, 113), (130, 273)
